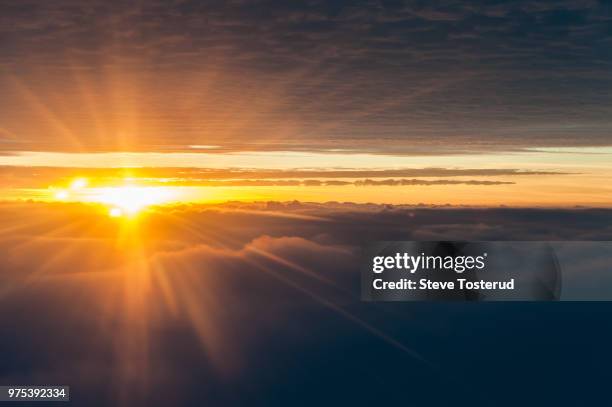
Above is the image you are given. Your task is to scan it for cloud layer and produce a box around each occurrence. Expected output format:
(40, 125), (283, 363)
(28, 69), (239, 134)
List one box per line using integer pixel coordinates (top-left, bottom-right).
(1, 202), (612, 405)
(1, 1), (611, 153)
(0, 165), (563, 188)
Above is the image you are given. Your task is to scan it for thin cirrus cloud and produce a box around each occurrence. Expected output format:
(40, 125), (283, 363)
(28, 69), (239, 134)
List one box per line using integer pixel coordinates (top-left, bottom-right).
(0, 166), (559, 188)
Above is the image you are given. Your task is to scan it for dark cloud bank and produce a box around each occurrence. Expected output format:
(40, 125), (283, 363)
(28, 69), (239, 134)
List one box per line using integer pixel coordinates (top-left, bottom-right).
(1, 202), (612, 406)
(1, 0), (612, 153)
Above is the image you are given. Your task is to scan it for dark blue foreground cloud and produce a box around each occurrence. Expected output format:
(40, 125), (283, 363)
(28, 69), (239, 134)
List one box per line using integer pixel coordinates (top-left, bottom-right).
(1, 202), (612, 405)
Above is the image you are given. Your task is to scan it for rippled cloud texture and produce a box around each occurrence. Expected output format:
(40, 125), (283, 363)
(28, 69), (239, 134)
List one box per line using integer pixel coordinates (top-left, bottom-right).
(1, 0), (611, 153)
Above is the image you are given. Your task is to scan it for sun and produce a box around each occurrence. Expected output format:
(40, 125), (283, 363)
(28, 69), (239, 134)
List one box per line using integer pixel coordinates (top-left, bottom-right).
(93, 186), (175, 216)
(108, 207), (124, 217)
(70, 178), (88, 190)
(52, 178), (177, 217)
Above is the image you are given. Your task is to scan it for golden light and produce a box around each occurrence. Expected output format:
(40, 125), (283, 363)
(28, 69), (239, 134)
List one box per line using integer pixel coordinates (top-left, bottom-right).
(70, 177), (88, 190)
(54, 190), (69, 200)
(51, 177), (179, 217)
(92, 186), (176, 216)
(109, 207), (123, 217)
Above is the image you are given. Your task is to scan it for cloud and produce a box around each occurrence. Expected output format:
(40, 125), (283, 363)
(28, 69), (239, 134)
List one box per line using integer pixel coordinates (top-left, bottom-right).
(1, 201), (612, 404)
(353, 178), (513, 186)
(0, 1), (611, 154)
(0, 165), (561, 188)
(156, 178), (514, 187)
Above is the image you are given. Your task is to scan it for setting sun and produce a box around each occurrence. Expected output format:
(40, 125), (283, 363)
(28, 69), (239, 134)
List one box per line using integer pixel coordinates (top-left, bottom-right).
(52, 178), (178, 216)
(70, 178), (88, 190)
(91, 186), (176, 215)
(108, 207), (124, 217)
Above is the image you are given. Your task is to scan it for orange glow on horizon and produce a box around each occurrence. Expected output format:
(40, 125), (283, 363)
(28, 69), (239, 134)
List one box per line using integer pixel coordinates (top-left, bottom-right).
(52, 178), (179, 216)
(70, 177), (88, 189)
(34, 166), (612, 209)
(91, 185), (175, 215)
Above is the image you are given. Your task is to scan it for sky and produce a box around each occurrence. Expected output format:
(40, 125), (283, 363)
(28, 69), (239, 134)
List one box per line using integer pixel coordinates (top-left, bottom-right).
(0, 0), (611, 205)
(2, 3), (612, 404)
